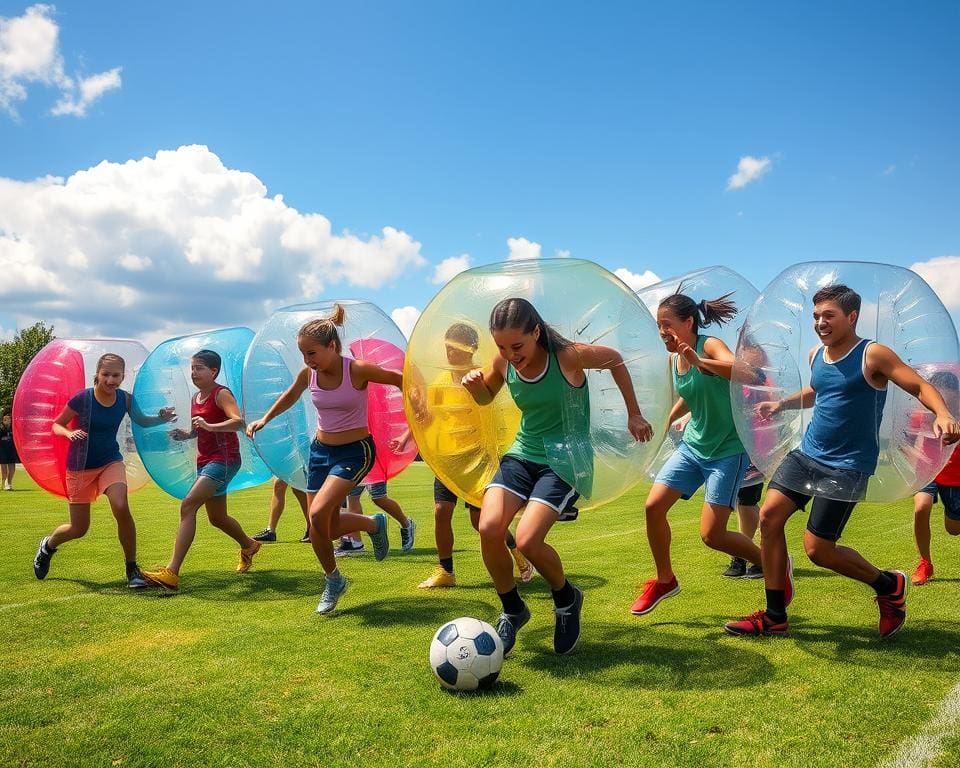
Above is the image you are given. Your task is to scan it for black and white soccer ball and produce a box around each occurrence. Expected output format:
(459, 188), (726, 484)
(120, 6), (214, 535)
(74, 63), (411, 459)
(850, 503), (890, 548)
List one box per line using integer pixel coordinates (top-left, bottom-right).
(430, 617), (504, 691)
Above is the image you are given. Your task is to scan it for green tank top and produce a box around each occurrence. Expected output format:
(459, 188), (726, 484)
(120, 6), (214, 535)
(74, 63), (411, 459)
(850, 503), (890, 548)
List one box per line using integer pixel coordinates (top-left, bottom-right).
(674, 335), (744, 460)
(506, 351), (590, 465)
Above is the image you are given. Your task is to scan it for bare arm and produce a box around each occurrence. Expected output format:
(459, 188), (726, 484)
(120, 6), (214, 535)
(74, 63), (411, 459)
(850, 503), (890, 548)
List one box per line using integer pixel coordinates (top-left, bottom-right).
(52, 405), (86, 441)
(568, 343), (653, 442)
(678, 336), (735, 380)
(128, 394), (176, 427)
(245, 367), (310, 437)
(353, 359), (403, 389)
(461, 358), (506, 406)
(668, 397), (689, 424)
(193, 389), (244, 433)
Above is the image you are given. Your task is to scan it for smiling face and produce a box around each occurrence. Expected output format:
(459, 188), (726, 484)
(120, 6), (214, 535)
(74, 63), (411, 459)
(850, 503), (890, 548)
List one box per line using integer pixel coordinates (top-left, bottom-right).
(812, 299), (858, 348)
(94, 361), (125, 393)
(656, 306), (695, 352)
(298, 335), (340, 371)
(493, 326), (544, 375)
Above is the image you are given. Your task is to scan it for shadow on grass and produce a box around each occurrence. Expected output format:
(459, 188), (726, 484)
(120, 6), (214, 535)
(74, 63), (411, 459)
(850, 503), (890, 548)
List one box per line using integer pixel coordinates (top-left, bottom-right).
(438, 679), (524, 698)
(449, 572), (607, 593)
(338, 596), (500, 628)
(521, 622), (775, 690)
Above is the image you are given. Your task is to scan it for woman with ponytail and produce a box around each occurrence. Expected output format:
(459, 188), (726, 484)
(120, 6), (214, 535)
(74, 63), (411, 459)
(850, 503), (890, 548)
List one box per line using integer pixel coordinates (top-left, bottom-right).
(630, 290), (762, 617)
(246, 304), (402, 615)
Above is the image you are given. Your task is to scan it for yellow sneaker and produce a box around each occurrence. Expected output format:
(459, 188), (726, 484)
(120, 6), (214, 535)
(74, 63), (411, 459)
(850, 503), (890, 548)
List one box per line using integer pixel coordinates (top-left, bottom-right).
(142, 566), (180, 592)
(237, 539), (262, 573)
(418, 567), (456, 589)
(511, 548), (535, 583)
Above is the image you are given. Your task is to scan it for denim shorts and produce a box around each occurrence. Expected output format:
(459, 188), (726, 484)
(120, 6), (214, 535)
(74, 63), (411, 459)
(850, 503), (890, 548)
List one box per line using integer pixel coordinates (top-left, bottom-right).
(918, 482), (960, 521)
(488, 455), (579, 521)
(348, 480), (387, 499)
(654, 441), (750, 509)
(198, 461), (241, 497)
(307, 436), (375, 493)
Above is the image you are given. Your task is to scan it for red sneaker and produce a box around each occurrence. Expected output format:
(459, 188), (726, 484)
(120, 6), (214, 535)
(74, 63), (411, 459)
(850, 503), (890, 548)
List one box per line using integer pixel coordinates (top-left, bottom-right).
(911, 559), (933, 586)
(877, 570), (907, 639)
(784, 553), (794, 608)
(630, 577), (680, 615)
(724, 610), (789, 636)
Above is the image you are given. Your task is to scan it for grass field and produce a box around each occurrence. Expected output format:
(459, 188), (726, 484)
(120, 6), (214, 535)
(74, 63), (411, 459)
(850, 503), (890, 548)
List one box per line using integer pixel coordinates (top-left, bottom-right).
(3, 461), (960, 768)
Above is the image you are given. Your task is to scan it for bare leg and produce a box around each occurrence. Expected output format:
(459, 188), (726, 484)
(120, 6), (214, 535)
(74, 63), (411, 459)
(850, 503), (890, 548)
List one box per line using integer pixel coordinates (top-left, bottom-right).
(913, 491), (934, 562)
(104, 483), (136, 562)
(514, 503), (563, 589)
(737, 502), (760, 540)
(478, 488), (525, 594)
(48, 503), (92, 548)
(759, 491), (798, 590)
(701, 503), (762, 565)
(644, 483), (684, 582)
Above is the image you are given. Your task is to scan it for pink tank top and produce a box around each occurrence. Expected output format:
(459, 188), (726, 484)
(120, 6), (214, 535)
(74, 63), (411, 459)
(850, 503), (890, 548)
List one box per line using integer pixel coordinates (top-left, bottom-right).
(310, 356), (369, 433)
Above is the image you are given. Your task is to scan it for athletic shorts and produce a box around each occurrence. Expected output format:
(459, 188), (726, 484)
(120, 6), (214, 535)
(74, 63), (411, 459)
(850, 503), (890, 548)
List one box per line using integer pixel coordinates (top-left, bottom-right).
(66, 461), (126, 503)
(737, 482), (763, 507)
(348, 481), (388, 500)
(307, 436), (375, 493)
(197, 461), (241, 497)
(433, 477), (480, 512)
(488, 455), (579, 521)
(655, 441), (750, 509)
(918, 482), (960, 521)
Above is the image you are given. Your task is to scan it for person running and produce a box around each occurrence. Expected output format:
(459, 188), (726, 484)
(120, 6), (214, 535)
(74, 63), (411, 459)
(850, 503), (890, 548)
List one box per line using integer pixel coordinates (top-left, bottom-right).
(725, 285), (960, 638)
(253, 477), (311, 543)
(334, 480), (415, 555)
(631, 290), (761, 616)
(463, 297), (653, 656)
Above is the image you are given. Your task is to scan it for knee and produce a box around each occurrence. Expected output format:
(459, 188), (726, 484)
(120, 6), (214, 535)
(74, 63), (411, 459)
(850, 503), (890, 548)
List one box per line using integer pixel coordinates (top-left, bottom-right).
(72, 520), (90, 537)
(478, 516), (507, 542)
(514, 528), (539, 554)
(759, 512), (784, 539)
(644, 500), (668, 520)
(310, 508), (333, 538)
(111, 504), (133, 523)
(206, 509), (227, 528)
(804, 537), (833, 566)
(700, 527), (723, 550)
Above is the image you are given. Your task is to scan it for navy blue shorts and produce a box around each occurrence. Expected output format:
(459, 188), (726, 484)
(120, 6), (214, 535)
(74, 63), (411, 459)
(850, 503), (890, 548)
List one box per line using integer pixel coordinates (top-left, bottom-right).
(307, 436), (375, 493)
(488, 455), (579, 521)
(433, 477), (479, 512)
(918, 482), (960, 522)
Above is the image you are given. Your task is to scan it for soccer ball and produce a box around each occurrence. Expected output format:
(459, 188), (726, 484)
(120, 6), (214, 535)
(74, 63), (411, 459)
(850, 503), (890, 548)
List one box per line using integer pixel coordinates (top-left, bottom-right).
(430, 617), (504, 691)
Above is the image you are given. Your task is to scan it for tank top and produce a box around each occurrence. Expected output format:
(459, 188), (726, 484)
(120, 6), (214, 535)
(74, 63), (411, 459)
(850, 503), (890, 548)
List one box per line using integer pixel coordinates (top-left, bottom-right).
(801, 338), (887, 473)
(505, 351), (589, 465)
(193, 383), (241, 468)
(66, 388), (127, 470)
(310, 357), (369, 433)
(674, 336), (744, 461)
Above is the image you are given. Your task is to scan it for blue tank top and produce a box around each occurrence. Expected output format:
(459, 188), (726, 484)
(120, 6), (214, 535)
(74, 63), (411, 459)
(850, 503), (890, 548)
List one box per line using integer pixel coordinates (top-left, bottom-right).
(801, 339), (887, 474)
(66, 388), (127, 470)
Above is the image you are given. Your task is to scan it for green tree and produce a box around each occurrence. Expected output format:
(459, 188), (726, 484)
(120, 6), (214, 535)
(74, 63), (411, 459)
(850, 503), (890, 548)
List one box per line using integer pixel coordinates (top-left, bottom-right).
(0, 322), (56, 416)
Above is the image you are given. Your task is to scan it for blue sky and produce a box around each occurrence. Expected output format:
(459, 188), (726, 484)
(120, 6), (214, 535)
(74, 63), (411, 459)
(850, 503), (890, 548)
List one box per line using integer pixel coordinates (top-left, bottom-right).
(1, 1), (958, 343)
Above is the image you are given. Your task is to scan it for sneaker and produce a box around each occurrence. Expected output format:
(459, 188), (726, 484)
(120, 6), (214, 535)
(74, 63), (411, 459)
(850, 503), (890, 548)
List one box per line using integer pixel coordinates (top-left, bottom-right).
(334, 538), (366, 557)
(512, 548), (535, 583)
(911, 558), (933, 586)
(784, 554), (794, 608)
(554, 586), (584, 655)
(3, 481), (10, 490)
(495, 603), (531, 656)
(722, 557), (747, 578)
(33, 537), (55, 580)
(630, 577), (680, 616)
(724, 610), (789, 636)
(877, 570), (907, 639)
(316, 575), (350, 615)
(252, 528), (277, 543)
(300, 528), (311, 543)
(141, 566), (180, 592)
(126, 564), (149, 589)
(369, 513), (389, 561)
(743, 563), (764, 579)
(399, 518), (416, 553)
(418, 567), (456, 589)
(237, 540), (262, 573)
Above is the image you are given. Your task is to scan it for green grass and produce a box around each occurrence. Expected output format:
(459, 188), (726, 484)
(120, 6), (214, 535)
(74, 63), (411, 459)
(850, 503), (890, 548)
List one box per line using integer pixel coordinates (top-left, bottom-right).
(2, 462), (960, 768)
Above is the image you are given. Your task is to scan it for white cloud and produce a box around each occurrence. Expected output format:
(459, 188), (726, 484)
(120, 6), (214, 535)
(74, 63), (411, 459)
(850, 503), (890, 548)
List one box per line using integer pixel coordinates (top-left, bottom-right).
(0, 324), (15, 342)
(432, 253), (471, 284)
(0, 144), (427, 340)
(910, 255), (960, 310)
(391, 306), (421, 339)
(882, 164), (897, 176)
(507, 236), (541, 261)
(614, 267), (660, 292)
(0, 4), (120, 118)
(726, 155), (772, 190)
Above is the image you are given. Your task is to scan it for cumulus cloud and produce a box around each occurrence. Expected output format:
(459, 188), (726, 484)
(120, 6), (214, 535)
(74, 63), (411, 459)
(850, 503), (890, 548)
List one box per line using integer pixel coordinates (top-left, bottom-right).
(432, 254), (471, 285)
(0, 144), (427, 339)
(613, 267), (660, 292)
(910, 255), (960, 310)
(507, 237), (541, 261)
(391, 306), (421, 339)
(554, 248), (571, 259)
(726, 155), (772, 190)
(0, 4), (121, 118)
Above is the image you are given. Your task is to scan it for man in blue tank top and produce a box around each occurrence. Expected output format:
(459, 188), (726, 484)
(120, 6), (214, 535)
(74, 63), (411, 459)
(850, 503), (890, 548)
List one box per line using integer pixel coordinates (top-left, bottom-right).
(725, 285), (959, 639)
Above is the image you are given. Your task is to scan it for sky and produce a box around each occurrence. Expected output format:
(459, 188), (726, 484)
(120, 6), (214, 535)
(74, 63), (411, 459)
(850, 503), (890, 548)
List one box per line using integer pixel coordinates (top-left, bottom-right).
(1, 1), (958, 346)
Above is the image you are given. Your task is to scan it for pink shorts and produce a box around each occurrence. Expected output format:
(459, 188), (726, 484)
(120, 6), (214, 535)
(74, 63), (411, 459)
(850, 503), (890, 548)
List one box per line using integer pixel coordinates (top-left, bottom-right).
(66, 461), (127, 503)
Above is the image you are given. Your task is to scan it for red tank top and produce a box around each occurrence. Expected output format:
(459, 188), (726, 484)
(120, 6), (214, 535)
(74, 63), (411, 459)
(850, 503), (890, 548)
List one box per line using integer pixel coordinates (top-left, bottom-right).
(936, 448), (960, 486)
(192, 383), (241, 467)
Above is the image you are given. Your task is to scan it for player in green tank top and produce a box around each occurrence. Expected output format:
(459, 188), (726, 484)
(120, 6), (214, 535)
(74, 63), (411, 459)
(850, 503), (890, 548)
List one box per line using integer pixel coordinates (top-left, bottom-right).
(463, 297), (653, 656)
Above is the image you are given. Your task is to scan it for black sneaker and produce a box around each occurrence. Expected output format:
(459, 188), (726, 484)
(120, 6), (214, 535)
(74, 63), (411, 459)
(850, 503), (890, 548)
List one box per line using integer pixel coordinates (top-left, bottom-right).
(300, 528), (311, 543)
(334, 537), (365, 557)
(495, 603), (531, 656)
(554, 586), (584, 655)
(722, 557), (747, 578)
(252, 528), (277, 543)
(34, 537), (55, 580)
(743, 563), (764, 579)
(127, 564), (149, 589)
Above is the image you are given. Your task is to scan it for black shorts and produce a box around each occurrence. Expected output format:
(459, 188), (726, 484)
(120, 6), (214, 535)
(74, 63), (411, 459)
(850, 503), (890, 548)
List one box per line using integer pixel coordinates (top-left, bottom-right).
(767, 480), (857, 543)
(918, 482), (960, 522)
(433, 477), (479, 513)
(488, 455), (580, 521)
(737, 482), (763, 507)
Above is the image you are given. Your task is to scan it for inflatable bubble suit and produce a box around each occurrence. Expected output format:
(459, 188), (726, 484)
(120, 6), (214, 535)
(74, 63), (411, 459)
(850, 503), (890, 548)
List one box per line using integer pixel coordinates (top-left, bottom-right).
(131, 327), (271, 499)
(12, 338), (151, 499)
(242, 300), (416, 491)
(731, 261), (960, 502)
(403, 258), (673, 510)
(636, 266), (760, 483)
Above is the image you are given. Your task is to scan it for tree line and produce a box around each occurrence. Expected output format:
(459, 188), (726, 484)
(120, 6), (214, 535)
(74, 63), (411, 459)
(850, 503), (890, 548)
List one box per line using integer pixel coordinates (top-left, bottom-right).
(0, 323), (55, 416)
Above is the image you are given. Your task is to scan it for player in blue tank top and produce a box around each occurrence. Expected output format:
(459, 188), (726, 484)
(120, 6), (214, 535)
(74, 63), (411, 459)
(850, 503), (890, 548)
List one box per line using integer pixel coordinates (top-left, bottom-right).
(725, 285), (959, 639)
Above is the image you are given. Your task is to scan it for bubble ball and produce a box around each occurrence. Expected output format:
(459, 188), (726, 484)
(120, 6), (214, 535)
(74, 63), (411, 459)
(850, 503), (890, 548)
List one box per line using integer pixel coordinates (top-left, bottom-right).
(131, 327), (271, 500)
(242, 300), (416, 491)
(12, 338), (151, 499)
(403, 258), (672, 510)
(636, 266), (760, 482)
(731, 261), (960, 502)
(904, 362), (960, 480)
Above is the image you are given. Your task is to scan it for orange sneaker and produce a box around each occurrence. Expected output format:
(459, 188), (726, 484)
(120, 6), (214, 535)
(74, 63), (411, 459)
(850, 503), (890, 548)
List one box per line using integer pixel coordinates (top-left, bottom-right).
(911, 559), (933, 586)
(141, 566), (180, 593)
(237, 539), (262, 573)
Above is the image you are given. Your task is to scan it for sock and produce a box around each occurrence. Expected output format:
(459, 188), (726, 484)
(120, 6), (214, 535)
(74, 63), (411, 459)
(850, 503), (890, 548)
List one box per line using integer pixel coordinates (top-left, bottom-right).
(871, 571), (897, 596)
(551, 580), (575, 609)
(505, 530), (517, 549)
(326, 569), (343, 583)
(765, 589), (787, 621)
(498, 586), (525, 615)
(42, 540), (56, 554)
(439, 557), (454, 574)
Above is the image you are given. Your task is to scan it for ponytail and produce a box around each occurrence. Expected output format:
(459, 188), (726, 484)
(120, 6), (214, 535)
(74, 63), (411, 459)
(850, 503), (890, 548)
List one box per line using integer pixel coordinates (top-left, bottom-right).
(659, 286), (738, 332)
(298, 303), (346, 352)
